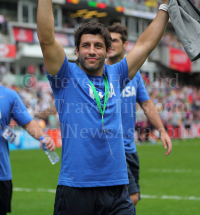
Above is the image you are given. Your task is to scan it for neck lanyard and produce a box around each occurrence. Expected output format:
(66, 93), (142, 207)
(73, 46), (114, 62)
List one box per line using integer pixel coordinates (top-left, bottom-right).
(89, 74), (109, 127)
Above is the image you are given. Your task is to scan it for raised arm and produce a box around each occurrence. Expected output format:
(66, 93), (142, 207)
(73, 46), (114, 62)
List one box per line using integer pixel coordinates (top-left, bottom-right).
(37, 0), (65, 76)
(126, 4), (169, 79)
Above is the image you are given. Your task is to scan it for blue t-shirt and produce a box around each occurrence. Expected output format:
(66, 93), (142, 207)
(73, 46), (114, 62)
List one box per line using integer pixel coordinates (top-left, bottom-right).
(0, 86), (32, 181)
(121, 71), (149, 153)
(47, 57), (130, 187)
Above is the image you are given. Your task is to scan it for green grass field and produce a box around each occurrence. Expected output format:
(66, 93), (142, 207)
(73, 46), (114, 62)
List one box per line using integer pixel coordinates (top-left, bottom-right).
(10, 138), (200, 215)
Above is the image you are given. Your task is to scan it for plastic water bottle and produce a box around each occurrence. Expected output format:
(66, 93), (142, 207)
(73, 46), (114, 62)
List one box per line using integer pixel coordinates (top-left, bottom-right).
(40, 137), (60, 165)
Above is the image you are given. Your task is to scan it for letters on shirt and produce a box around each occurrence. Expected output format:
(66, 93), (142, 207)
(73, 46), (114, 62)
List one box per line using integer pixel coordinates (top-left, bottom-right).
(121, 86), (136, 98)
(88, 83), (116, 100)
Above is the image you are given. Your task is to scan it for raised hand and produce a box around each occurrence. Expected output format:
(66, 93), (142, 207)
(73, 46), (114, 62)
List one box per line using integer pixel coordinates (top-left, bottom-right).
(163, 0), (168, 4)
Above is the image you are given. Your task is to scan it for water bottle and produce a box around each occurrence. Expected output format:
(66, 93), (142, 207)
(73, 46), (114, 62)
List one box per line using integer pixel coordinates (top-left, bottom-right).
(40, 137), (60, 165)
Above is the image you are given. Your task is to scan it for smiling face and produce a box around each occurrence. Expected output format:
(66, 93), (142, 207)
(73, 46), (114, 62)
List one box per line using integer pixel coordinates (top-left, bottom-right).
(76, 34), (109, 76)
(109, 32), (128, 60)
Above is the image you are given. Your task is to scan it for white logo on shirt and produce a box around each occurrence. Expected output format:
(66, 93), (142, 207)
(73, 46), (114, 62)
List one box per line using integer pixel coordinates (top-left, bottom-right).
(109, 83), (116, 98)
(88, 83), (116, 100)
(121, 86), (136, 98)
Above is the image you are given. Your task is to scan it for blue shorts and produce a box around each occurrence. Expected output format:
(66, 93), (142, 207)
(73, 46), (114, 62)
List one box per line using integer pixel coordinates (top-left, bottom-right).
(126, 152), (140, 198)
(53, 185), (136, 215)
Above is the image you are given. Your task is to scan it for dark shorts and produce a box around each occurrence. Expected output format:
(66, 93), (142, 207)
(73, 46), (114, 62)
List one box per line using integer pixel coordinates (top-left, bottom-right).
(0, 180), (12, 215)
(53, 185), (136, 215)
(126, 152), (140, 198)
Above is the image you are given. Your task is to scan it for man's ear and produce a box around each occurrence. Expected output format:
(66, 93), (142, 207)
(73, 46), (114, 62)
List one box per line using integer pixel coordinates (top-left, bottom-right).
(124, 41), (128, 52)
(106, 47), (111, 58)
(76, 47), (79, 57)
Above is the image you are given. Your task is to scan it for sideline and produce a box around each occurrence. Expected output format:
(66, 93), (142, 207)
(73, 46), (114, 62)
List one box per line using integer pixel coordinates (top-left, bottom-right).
(148, 169), (200, 173)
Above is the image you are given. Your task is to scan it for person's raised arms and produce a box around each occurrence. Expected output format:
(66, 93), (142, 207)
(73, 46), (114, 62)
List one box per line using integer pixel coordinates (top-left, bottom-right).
(126, 0), (169, 79)
(37, 0), (65, 76)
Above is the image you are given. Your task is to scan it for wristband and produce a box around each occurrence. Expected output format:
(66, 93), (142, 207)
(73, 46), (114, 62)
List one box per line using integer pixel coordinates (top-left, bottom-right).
(41, 134), (50, 139)
(159, 4), (169, 12)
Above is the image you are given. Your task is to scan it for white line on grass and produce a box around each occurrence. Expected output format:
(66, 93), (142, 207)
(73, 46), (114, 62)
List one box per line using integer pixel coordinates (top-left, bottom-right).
(13, 187), (56, 193)
(13, 188), (200, 201)
(148, 169), (200, 173)
(141, 195), (200, 201)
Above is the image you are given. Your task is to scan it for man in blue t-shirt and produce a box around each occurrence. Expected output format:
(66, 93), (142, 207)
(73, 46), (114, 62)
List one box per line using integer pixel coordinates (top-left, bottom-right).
(0, 86), (55, 215)
(106, 23), (172, 206)
(37, 0), (170, 214)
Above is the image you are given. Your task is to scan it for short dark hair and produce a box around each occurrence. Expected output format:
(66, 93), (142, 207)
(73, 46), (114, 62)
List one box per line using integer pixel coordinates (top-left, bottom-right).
(74, 22), (112, 52)
(107, 23), (128, 43)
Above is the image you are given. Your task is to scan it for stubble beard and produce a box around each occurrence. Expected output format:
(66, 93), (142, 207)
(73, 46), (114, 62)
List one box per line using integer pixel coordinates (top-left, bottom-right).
(79, 55), (105, 74)
(108, 51), (123, 63)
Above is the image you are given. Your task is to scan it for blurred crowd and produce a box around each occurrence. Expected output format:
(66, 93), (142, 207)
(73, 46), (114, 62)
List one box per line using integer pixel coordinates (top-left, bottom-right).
(145, 75), (200, 124)
(161, 33), (184, 50)
(0, 79), (59, 129)
(136, 74), (200, 141)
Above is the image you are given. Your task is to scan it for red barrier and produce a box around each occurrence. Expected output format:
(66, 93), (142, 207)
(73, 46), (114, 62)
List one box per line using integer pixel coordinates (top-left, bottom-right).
(167, 124), (200, 139)
(13, 27), (33, 43)
(0, 44), (16, 58)
(169, 47), (192, 72)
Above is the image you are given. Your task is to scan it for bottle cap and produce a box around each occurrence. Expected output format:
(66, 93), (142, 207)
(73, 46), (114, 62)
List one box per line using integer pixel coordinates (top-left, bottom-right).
(40, 136), (44, 141)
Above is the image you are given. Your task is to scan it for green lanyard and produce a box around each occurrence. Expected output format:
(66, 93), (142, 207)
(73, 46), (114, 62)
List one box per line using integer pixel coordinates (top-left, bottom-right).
(89, 74), (110, 127)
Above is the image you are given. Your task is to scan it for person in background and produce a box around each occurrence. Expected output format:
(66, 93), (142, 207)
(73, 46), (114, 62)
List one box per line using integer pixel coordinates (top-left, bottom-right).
(0, 14), (4, 34)
(0, 63), (6, 81)
(171, 105), (182, 139)
(184, 106), (193, 138)
(106, 22), (172, 206)
(0, 85), (55, 215)
(2, 17), (8, 35)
